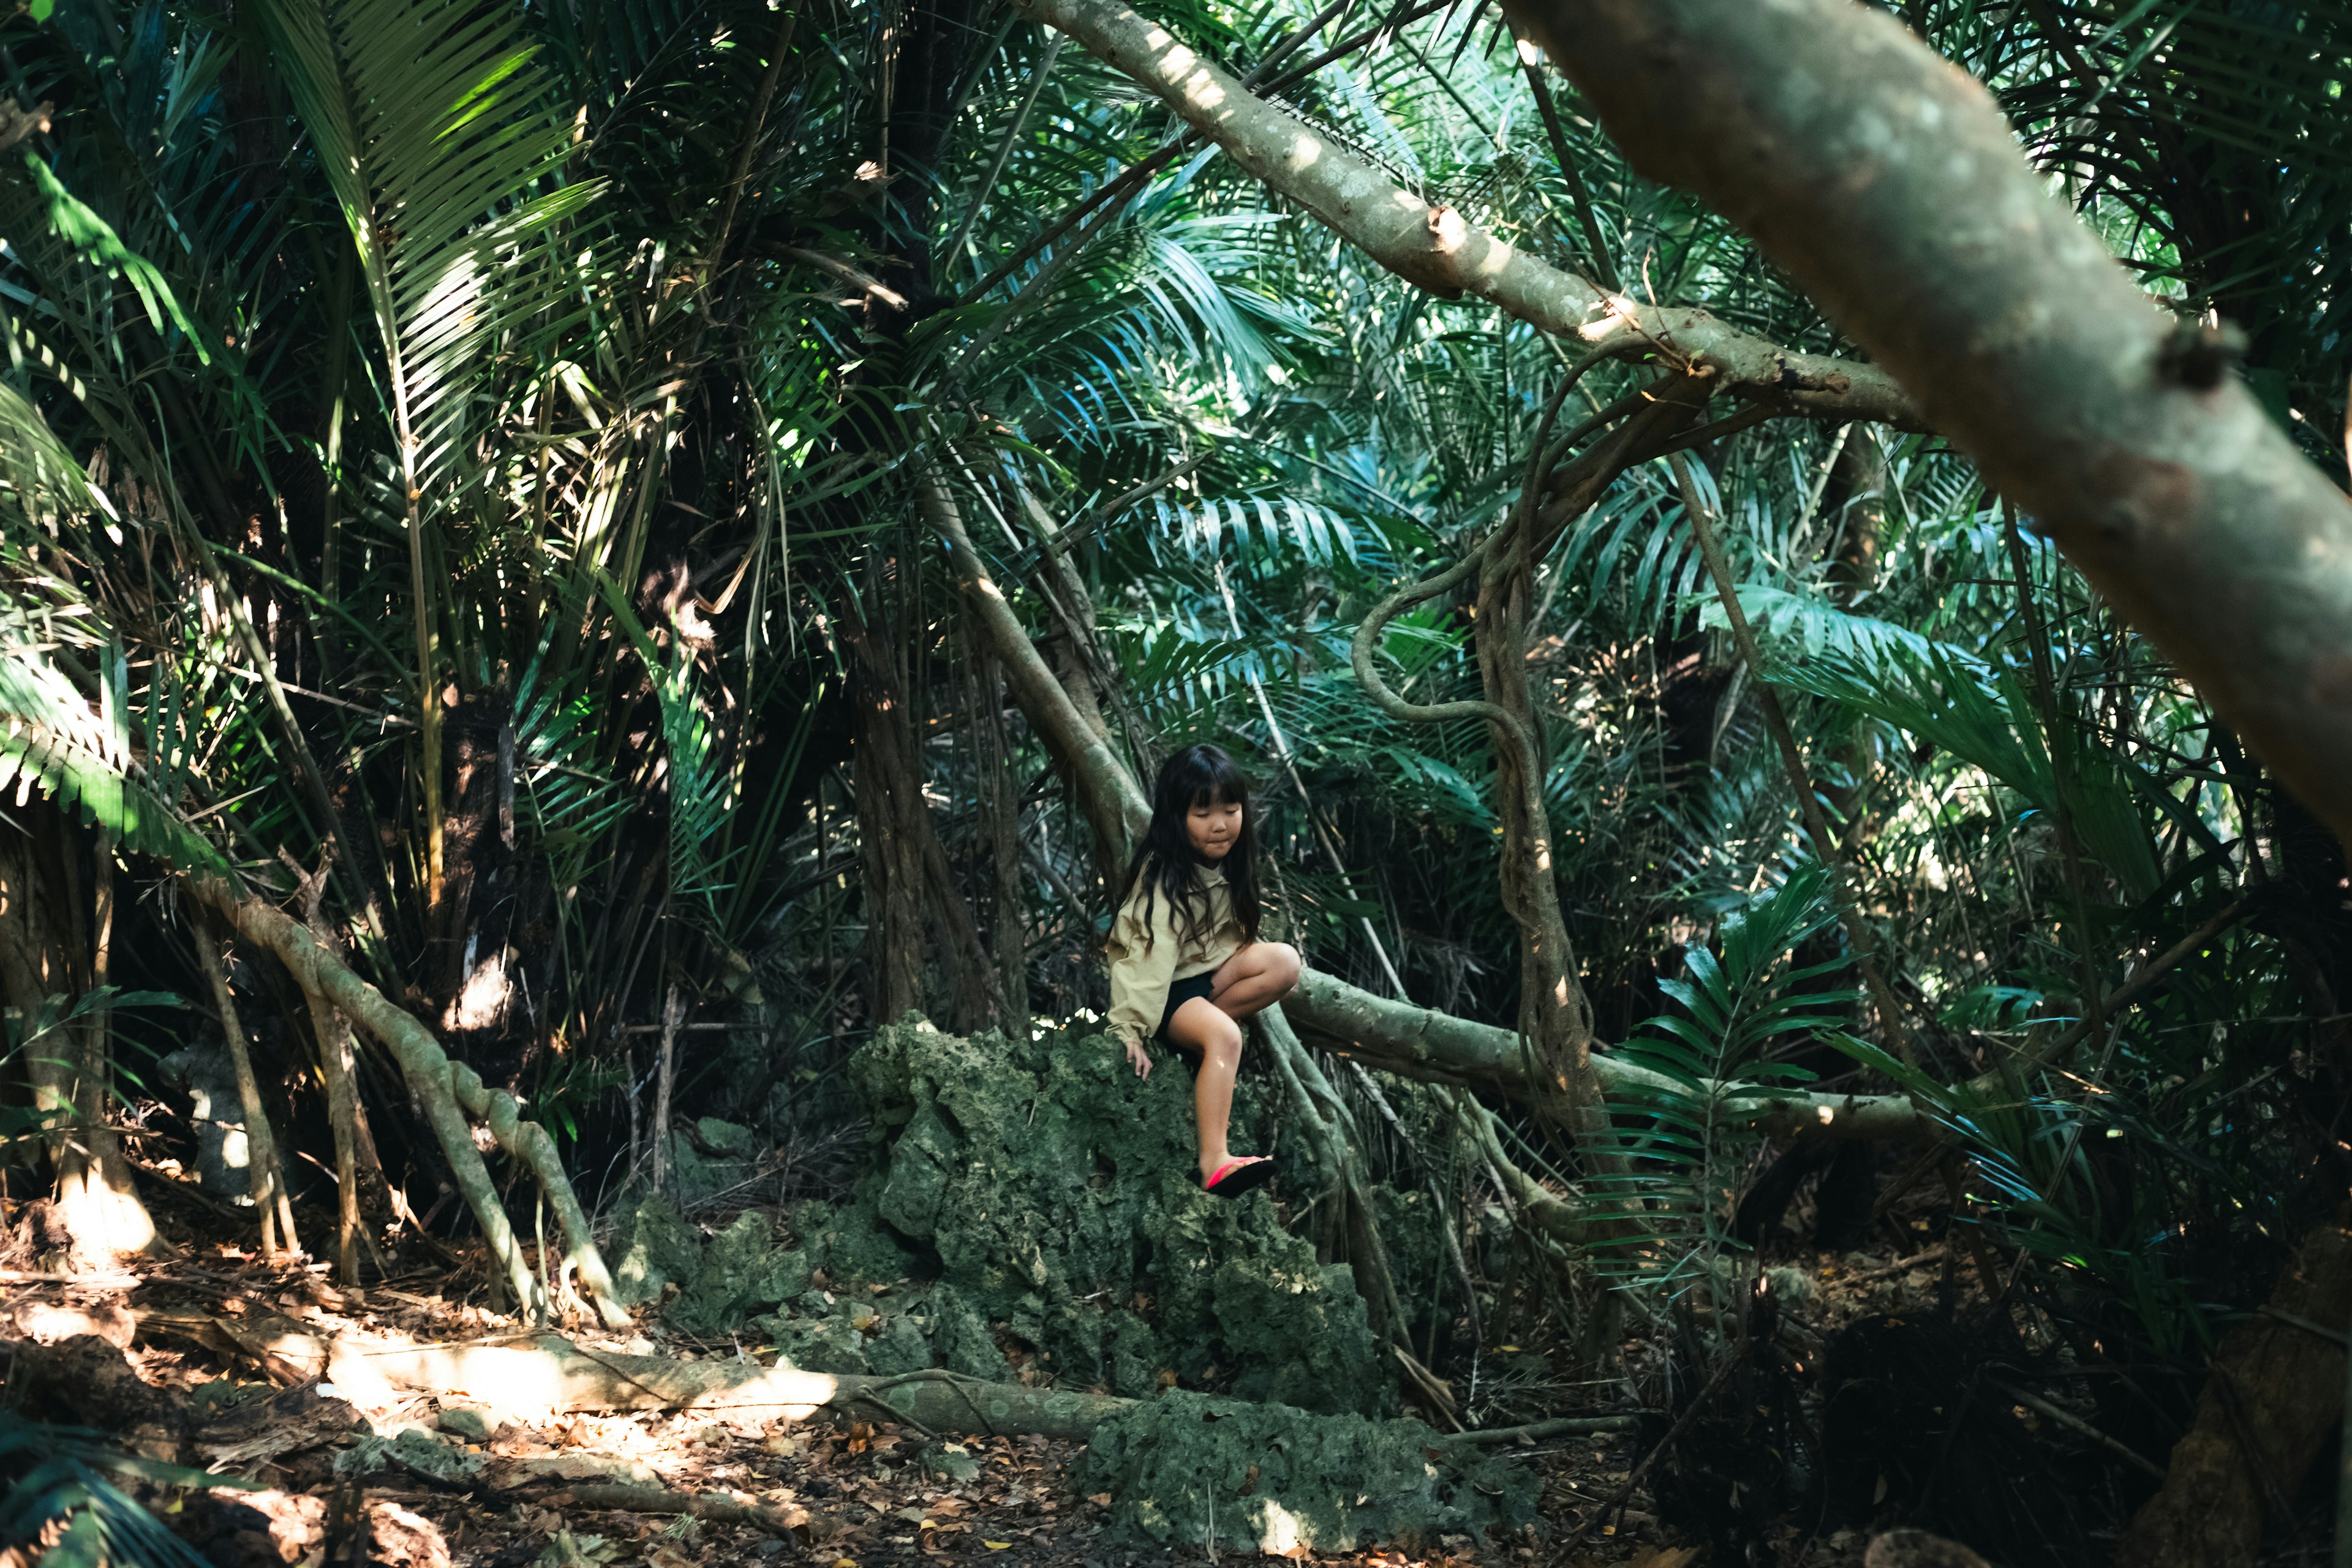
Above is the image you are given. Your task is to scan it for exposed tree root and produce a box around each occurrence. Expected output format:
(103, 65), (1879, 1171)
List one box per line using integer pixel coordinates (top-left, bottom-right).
(181, 872), (630, 1329)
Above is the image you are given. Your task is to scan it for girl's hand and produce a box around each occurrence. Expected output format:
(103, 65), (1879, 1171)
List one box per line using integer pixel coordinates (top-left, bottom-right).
(1124, 1037), (1153, 1079)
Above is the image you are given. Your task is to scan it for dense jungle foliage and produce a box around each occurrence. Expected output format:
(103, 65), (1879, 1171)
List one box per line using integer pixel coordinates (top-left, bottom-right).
(0, 0), (2349, 1560)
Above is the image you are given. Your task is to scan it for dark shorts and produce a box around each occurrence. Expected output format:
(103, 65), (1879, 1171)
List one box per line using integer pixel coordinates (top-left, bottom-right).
(1153, 973), (1218, 1046)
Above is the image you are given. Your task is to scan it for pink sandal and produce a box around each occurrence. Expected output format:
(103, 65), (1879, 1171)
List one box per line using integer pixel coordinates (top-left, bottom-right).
(1200, 1156), (1276, 1197)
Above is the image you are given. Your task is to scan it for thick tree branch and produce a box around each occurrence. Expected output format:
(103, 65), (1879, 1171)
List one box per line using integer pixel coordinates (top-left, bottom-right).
(1286, 966), (1926, 1140)
(1008, 0), (1921, 428)
(1507, 0), (2352, 843)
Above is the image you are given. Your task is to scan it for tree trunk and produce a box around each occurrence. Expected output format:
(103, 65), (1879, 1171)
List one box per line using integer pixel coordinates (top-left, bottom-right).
(1505, 0), (2352, 845)
(840, 594), (997, 1033)
(0, 805), (161, 1261)
(845, 600), (931, 1027)
(976, 652), (1032, 1035)
(192, 916), (300, 1260)
(924, 472), (1147, 885)
(2114, 1208), (2352, 1567)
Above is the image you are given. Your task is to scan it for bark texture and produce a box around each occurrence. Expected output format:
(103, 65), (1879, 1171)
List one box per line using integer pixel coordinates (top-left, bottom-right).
(844, 601), (940, 1027)
(0, 806), (159, 1259)
(841, 584), (998, 1033)
(2113, 1210), (2352, 1568)
(1010, 0), (1920, 429)
(1507, 0), (2352, 843)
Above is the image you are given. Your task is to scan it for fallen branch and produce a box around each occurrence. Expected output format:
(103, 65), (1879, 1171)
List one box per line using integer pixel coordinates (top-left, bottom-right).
(1839, 1247), (1948, 1285)
(1986, 1379), (2163, 1480)
(1439, 1415), (1638, 1445)
(214, 1321), (1136, 1441)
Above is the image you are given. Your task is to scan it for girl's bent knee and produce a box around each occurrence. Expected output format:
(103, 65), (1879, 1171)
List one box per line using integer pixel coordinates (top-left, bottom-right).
(1268, 941), (1302, 992)
(1208, 1015), (1245, 1060)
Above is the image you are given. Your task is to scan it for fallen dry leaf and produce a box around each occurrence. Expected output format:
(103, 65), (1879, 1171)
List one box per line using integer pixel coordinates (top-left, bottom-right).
(1629, 1550), (1700, 1568)
(368, 1500), (450, 1568)
(13, 1300), (135, 1349)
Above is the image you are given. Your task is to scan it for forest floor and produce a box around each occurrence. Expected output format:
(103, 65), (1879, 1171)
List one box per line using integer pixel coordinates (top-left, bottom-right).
(0, 1219), (1973, 1568)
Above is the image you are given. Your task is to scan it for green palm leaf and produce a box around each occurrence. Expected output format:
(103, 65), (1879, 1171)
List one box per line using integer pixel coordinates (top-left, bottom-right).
(250, 0), (605, 897)
(253, 0), (602, 491)
(0, 635), (230, 875)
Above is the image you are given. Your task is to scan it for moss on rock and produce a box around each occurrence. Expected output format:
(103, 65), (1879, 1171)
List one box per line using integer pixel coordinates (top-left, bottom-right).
(669, 1211), (809, 1336)
(605, 1193), (700, 1307)
(612, 1017), (1428, 1419)
(589, 1017), (1525, 1552)
(1074, 1391), (1536, 1553)
(846, 1017), (1387, 1415)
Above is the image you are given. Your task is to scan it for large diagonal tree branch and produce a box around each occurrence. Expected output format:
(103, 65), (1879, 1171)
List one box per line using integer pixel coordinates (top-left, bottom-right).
(1505, 0), (2352, 844)
(1008, 0), (1923, 428)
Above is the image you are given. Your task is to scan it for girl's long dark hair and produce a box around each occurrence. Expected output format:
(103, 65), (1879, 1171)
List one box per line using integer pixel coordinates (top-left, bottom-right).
(1116, 744), (1262, 952)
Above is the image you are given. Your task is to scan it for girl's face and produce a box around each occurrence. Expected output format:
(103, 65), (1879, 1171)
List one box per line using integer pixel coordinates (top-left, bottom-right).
(1186, 796), (1244, 861)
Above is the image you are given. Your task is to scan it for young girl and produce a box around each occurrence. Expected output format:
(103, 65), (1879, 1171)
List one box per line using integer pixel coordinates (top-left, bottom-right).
(1106, 744), (1302, 1196)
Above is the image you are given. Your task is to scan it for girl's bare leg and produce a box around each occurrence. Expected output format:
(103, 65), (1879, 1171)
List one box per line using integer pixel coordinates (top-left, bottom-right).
(1166, 944), (1302, 1181)
(1167, 997), (1245, 1182)
(1208, 941), (1300, 1019)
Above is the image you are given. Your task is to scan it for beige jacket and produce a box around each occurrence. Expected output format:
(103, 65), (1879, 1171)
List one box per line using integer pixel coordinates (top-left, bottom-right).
(1106, 861), (1244, 1049)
